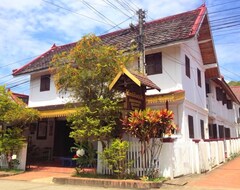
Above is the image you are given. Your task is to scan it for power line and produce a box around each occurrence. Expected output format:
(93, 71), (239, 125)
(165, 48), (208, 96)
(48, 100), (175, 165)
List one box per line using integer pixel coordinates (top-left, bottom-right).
(41, 0), (112, 26)
(0, 55), (39, 69)
(114, 0), (136, 14)
(81, 0), (121, 29)
(103, 0), (134, 18)
(208, 0), (240, 8)
(209, 6), (240, 14)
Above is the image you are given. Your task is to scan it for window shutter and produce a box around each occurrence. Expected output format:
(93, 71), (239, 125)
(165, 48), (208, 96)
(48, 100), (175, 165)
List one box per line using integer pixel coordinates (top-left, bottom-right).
(200, 120), (205, 139)
(227, 100), (233, 109)
(197, 68), (201, 87)
(188, 115), (194, 138)
(208, 124), (213, 139)
(40, 75), (50, 92)
(213, 124), (217, 139)
(185, 55), (190, 78)
(145, 53), (162, 75)
(218, 125), (224, 138)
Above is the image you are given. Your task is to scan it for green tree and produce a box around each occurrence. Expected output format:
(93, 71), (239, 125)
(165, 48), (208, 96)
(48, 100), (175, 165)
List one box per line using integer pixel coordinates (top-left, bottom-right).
(51, 34), (135, 146)
(228, 81), (240, 86)
(0, 86), (39, 168)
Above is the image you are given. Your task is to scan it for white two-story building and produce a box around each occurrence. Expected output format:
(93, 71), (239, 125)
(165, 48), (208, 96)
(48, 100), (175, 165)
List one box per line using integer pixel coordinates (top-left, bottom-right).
(12, 5), (240, 177)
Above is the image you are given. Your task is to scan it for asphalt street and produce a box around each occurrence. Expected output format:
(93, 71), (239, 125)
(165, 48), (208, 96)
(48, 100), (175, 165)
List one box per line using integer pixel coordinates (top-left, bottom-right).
(0, 179), (237, 190)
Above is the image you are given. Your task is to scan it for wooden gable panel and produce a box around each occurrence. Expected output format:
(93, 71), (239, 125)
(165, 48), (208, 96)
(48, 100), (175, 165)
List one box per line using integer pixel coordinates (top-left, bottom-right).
(198, 17), (211, 42)
(199, 41), (216, 65)
(205, 68), (219, 79)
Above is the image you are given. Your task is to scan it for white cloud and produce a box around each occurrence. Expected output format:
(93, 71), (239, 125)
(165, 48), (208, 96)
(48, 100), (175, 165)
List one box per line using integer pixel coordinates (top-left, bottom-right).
(0, 0), (239, 93)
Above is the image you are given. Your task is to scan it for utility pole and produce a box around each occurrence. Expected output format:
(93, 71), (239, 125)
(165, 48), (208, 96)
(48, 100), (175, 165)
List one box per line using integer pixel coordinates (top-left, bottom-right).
(137, 9), (146, 75)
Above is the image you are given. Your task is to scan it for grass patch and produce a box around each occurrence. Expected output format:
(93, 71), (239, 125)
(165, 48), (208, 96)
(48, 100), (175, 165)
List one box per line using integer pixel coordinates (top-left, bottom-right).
(140, 175), (166, 182)
(73, 172), (116, 179)
(0, 168), (24, 174)
(73, 168), (165, 182)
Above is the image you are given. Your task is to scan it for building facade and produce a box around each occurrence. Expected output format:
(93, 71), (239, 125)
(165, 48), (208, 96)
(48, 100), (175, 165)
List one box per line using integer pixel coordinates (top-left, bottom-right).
(12, 5), (240, 176)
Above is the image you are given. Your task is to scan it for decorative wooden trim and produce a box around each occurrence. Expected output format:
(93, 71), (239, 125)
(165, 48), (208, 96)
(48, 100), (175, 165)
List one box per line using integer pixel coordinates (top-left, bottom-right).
(146, 91), (185, 104)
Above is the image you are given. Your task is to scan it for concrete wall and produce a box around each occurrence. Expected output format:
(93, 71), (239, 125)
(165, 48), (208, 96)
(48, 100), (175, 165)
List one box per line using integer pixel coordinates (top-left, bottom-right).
(145, 45), (182, 95)
(180, 39), (206, 109)
(29, 70), (73, 107)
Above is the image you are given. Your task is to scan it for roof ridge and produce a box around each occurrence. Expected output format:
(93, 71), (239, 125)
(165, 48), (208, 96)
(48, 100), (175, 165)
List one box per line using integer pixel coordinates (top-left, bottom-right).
(99, 5), (205, 40)
(145, 4), (205, 27)
(13, 5), (205, 76)
(13, 47), (54, 76)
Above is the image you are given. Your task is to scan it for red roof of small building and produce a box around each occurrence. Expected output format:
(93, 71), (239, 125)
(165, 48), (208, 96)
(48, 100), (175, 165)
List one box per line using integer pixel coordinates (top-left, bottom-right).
(8, 90), (29, 106)
(230, 86), (240, 102)
(13, 5), (207, 76)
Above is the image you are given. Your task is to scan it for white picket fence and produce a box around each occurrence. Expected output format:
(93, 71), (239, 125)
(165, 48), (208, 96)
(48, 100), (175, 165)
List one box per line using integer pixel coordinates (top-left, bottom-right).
(98, 138), (240, 178)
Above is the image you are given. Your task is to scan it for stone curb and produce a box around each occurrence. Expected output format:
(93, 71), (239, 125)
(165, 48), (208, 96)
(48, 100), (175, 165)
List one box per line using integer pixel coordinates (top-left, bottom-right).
(53, 177), (163, 189)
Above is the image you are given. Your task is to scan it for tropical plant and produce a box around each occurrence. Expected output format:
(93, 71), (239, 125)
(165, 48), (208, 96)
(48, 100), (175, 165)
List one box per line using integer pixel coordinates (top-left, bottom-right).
(122, 108), (176, 178)
(70, 141), (96, 171)
(100, 138), (132, 178)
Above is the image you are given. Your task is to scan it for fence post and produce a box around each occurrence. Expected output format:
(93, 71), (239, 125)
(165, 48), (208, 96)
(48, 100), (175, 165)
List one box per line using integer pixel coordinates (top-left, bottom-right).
(97, 141), (103, 174)
(18, 142), (28, 170)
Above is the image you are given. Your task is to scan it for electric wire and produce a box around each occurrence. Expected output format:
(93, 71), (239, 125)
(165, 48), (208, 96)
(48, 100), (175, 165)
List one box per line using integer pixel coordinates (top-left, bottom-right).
(81, 0), (121, 29)
(2, 1), (240, 90)
(41, 0), (112, 26)
(103, 0), (134, 18)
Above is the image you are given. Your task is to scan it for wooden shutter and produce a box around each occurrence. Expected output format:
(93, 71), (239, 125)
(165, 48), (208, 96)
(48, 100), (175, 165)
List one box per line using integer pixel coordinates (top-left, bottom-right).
(185, 55), (190, 78)
(188, 115), (194, 138)
(200, 120), (205, 139)
(40, 75), (50, 92)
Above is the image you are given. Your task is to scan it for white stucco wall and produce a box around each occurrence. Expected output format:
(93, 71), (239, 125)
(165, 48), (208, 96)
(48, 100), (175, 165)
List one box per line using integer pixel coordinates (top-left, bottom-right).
(207, 81), (235, 124)
(145, 45), (182, 95)
(28, 70), (73, 107)
(180, 38), (206, 109)
(184, 101), (208, 140)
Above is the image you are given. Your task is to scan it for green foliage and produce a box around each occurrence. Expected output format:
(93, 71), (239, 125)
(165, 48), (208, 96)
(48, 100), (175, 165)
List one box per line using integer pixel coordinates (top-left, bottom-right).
(70, 142), (96, 169)
(228, 81), (240, 86)
(100, 138), (132, 178)
(51, 34), (134, 104)
(227, 152), (240, 161)
(123, 108), (176, 143)
(0, 86), (39, 128)
(0, 85), (39, 168)
(0, 128), (25, 155)
(51, 34), (134, 145)
(68, 98), (121, 143)
(123, 108), (176, 178)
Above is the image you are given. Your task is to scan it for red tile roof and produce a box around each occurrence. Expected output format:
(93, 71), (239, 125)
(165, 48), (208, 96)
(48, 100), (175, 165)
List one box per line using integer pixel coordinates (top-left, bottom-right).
(213, 78), (240, 104)
(131, 71), (160, 91)
(13, 5), (206, 76)
(230, 86), (240, 102)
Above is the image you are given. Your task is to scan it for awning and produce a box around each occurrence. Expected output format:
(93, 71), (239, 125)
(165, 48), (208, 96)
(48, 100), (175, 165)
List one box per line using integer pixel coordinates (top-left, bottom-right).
(40, 108), (76, 118)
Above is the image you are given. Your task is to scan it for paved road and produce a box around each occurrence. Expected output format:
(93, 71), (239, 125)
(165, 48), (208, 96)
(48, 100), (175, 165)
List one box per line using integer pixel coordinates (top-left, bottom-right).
(0, 179), (238, 190)
(1, 156), (240, 190)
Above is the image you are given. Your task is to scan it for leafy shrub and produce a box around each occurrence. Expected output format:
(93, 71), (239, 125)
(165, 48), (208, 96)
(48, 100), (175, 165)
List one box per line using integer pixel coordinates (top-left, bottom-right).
(100, 138), (132, 178)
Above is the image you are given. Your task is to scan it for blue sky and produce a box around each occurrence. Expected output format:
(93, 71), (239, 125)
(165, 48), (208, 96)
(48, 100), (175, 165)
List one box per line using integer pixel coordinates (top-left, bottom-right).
(0, 0), (239, 94)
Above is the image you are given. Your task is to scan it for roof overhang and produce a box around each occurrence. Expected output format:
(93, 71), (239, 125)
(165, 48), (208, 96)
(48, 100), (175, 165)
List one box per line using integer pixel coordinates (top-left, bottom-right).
(213, 78), (240, 104)
(109, 67), (161, 92)
(197, 14), (221, 79)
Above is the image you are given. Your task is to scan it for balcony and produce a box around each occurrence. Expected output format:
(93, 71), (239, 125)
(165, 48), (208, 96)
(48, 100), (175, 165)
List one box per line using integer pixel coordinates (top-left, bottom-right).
(206, 93), (235, 123)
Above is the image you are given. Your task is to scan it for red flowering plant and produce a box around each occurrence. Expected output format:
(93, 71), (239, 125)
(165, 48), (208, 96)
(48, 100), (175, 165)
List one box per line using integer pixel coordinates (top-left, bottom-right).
(122, 108), (176, 178)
